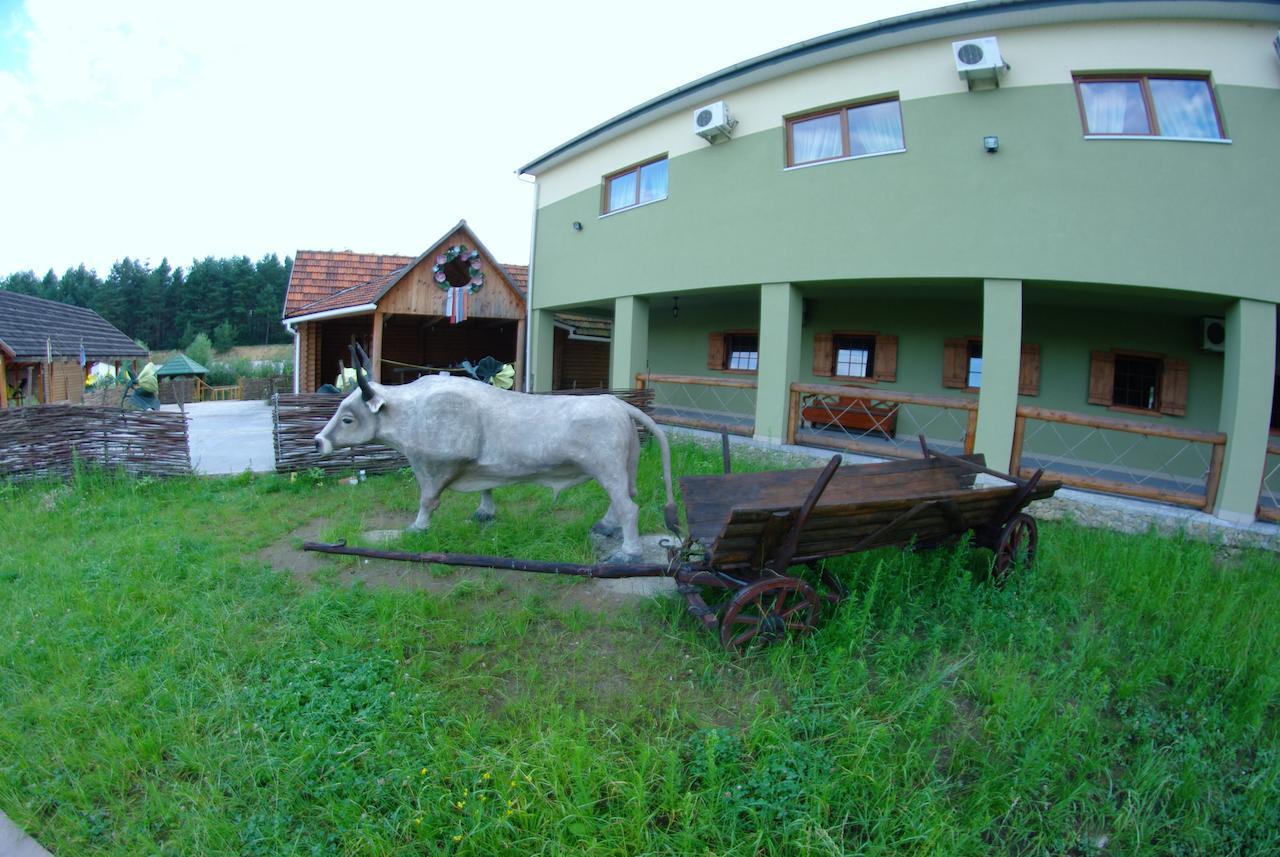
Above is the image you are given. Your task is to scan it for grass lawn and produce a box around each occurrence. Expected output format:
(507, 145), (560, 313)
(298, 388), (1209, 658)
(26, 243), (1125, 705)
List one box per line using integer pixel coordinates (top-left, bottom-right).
(1, 440), (1277, 855)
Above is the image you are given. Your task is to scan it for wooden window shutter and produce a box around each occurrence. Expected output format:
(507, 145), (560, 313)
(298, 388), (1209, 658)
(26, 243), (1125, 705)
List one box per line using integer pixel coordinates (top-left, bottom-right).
(1018, 344), (1041, 396)
(873, 335), (898, 382)
(707, 332), (726, 370)
(942, 338), (968, 388)
(1159, 359), (1189, 416)
(812, 333), (834, 377)
(1087, 350), (1114, 405)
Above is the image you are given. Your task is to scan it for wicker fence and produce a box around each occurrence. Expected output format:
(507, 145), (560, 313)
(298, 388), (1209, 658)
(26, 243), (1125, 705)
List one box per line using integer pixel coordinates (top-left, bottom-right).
(0, 405), (191, 480)
(272, 388), (658, 476)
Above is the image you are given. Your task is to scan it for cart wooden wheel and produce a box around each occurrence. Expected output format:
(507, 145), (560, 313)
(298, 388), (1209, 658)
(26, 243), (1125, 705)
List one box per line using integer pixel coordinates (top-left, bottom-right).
(719, 577), (820, 653)
(992, 513), (1038, 585)
(806, 561), (848, 606)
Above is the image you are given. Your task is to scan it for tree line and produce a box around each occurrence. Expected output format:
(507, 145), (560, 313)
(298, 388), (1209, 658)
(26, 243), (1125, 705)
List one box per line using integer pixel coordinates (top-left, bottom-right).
(0, 255), (293, 352)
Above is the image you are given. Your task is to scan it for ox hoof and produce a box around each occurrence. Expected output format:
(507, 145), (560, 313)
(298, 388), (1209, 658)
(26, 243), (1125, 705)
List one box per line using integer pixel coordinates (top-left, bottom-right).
(471, 510), (496, 524)
(604, 550), (642, 565)
(590, 522), (621, 538)
(406, 521), (429, 533)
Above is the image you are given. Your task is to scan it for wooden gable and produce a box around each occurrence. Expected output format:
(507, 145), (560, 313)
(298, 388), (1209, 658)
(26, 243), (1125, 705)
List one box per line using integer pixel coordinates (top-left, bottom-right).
(377, 226), (525, 321)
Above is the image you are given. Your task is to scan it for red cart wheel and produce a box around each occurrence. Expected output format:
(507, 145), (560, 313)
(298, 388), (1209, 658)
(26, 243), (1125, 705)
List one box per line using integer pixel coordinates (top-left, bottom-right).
(992, 513), (1038, 585)
(719, 577), (820, 654)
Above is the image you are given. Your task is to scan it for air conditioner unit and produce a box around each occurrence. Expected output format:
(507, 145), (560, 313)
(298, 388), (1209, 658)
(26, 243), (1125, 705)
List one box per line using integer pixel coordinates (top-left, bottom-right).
(693, 101), (737, 143)
(953, 36), (1007, 84)
(1202, 316), (1226, 352)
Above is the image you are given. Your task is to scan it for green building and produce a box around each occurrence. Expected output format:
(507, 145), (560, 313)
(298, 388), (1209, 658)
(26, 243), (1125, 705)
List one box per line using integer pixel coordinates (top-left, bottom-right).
(518, 0), (1280, 524)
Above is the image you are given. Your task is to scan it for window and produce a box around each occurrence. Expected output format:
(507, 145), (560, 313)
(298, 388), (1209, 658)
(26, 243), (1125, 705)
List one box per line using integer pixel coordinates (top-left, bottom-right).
(787, 97), (905, 167)
(1088, 350), (1188, 416)
(835, 335), (875, 378)
(1074, 75), (1225, 140)
(966, 341), (983, 389)
(708, 330), (759, 373)
(726, 333), (759, 371)
(813, 332), (898, 382)
(603, 156), (667, 214)
(1112, 354), (1161, 410)
(942, 339), (1041, 395)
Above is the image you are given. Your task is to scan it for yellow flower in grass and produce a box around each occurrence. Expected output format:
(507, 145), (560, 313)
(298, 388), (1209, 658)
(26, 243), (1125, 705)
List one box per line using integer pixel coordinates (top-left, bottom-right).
(478, 795), (487, 802)
(453, 834), (463, 842)
(482, 772), (491, 780)
(453, 800), (465, 810)
(420, 767), (428, 776)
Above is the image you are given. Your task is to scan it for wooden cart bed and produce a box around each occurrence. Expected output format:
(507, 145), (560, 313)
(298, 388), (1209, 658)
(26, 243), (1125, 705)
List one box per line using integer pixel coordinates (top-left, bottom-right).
(679, 453), (1059, 573)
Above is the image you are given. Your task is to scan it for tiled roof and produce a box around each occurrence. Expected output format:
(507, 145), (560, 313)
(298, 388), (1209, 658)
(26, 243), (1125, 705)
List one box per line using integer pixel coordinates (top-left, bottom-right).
(290, 268), (406, 317)
(284, 247), (528, 320)
(555, 312), (612, 339)
(0, 290), (148, 362)
(283, 250), (416, 316)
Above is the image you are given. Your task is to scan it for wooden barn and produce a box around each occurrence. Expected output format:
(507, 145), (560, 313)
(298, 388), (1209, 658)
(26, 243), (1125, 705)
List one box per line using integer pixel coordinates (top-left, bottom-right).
(0, 290), (147, 407)
(283, 221), (531, 393)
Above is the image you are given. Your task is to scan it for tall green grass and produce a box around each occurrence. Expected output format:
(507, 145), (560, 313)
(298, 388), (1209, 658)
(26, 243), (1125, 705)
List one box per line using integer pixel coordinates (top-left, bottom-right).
(0, 444), (1276, 855)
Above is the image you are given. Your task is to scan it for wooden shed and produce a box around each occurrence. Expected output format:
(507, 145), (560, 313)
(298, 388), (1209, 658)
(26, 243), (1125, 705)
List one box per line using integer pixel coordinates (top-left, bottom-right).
(0, 291), (148, 407)
(283, 221), (529, 393)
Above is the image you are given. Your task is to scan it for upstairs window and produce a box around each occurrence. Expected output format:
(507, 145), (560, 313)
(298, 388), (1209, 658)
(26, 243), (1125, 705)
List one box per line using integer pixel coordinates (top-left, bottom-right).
(603, 156), (668, 214)
(1074, 75), (1225, 140)
(787, 97), (905, 167)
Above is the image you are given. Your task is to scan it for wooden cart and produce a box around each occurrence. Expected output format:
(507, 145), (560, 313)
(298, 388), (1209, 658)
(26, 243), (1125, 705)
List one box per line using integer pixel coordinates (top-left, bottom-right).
(303, 436), (1059, 654)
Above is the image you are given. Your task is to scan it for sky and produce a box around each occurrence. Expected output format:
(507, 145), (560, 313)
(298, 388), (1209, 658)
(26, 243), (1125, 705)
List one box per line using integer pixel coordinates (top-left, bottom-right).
(0, 0), (934, 278)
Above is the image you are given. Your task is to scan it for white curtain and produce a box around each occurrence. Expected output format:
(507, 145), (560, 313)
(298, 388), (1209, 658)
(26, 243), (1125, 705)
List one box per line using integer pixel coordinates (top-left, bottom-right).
(638, 159), (667, 203)
(1080, 81), (1147, 134)
(1150, 79), (1219, 138)
(849, 101), (903, 155)
(792, 113), (842, 163)
(608, 173), (637, 211)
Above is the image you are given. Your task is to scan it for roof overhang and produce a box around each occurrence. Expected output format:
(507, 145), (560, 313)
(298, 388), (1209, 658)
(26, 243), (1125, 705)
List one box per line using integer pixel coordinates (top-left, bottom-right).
(282, 303), (378, 328)
(516, 0), (1280, 176)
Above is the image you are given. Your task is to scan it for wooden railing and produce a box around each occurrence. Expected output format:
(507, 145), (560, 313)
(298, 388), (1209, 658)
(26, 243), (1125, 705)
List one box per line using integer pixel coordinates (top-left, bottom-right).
(1011, 405), (1226, 511)
(636, 373), (757, 435)
(1259, 439), (1280, 523)
(786, 382), (977, 459)
(194, 378), (242, 402)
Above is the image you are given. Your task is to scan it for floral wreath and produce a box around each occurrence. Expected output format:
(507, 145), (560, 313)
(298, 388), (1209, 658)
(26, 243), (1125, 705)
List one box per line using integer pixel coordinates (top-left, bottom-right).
(432, 244), (484, 293)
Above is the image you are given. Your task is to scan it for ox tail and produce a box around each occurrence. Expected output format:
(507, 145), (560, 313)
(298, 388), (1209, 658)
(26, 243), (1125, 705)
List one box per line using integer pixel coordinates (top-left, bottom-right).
(619, 401), (681, 536)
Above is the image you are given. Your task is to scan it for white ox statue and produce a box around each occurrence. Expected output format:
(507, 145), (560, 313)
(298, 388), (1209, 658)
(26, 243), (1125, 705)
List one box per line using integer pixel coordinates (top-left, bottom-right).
(313, 352), (678, 563)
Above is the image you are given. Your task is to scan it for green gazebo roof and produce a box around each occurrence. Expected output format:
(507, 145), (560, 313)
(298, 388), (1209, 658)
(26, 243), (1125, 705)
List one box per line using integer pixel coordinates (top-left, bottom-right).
(155, 353), (208, 378)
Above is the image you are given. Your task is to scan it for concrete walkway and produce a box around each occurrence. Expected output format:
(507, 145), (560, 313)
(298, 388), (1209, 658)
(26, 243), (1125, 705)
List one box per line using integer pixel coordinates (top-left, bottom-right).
(164, 399), (276, 475)
(0, 810), (52, 857)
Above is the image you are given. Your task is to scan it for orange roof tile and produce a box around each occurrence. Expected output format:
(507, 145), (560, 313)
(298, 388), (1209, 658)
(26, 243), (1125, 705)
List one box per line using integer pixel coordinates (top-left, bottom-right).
(283, 250), (416, 316)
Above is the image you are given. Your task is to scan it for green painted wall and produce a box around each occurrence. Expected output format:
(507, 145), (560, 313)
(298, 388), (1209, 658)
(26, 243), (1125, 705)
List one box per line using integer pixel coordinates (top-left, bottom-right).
(532, 84), (1280, 309)
(636, 291), (1230, 484)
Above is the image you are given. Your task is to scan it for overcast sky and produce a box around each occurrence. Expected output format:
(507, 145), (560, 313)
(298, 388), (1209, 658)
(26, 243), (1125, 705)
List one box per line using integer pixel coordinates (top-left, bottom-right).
(0, 0), (934, 278)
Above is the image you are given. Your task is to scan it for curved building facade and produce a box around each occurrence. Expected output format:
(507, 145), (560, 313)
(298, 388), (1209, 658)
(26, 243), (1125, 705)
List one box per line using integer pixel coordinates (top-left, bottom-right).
(520, 0), (1280, 522)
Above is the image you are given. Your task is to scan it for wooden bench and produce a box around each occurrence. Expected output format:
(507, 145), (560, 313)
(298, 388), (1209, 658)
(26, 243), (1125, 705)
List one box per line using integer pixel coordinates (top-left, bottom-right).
(801, 395), (898, 438)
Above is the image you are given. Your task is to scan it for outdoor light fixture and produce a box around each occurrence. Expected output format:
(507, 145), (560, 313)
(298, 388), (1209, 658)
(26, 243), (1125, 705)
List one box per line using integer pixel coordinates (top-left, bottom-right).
(571, 221), (583, 231)
(672, 296), (679, 319)
(983, 135), (999, 153)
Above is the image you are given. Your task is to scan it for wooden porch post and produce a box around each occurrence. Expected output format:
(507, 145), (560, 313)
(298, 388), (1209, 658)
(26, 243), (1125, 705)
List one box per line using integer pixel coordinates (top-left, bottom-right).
(0, 351), (7, 408)
(513, 317), (526, 392)
(370, 309), (385, 382)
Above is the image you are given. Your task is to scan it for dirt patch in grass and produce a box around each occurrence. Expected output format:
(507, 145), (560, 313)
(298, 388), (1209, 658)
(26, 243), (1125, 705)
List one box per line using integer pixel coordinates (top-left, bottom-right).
(255, 514), (680, 614)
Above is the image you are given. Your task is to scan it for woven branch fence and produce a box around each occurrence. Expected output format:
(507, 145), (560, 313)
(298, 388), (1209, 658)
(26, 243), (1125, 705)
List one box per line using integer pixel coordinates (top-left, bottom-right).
(272, 387), (658, 476)
(0, 405), (191, 480)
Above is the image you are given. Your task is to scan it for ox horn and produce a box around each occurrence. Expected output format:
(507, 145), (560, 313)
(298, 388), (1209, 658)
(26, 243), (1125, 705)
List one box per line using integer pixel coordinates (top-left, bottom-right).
(348, 343), (375, 402)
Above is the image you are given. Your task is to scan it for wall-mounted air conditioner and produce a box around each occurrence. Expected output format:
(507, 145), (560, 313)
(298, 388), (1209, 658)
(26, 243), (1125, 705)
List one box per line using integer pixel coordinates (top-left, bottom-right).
(953, 36), (1007, 87)
(693, 101), (737, 143)
(1202, 316), (1226, 352)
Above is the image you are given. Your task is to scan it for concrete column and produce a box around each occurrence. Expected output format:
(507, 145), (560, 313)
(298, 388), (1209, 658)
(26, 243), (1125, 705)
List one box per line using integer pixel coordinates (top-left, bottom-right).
(753, 282), (802, 444)
(1214, 298), (1276, 522)
(610, 296), (649, 389)
(529, 308), (556, 392)
(974, 279), (1023, 469)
